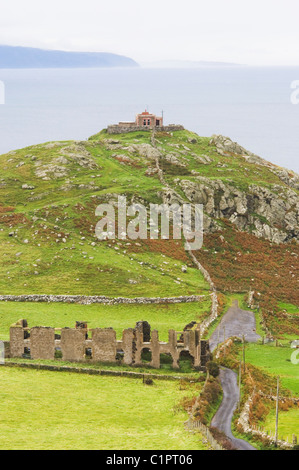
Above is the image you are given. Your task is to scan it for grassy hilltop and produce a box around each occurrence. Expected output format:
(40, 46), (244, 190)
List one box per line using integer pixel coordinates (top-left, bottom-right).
(0, 128), (298, 336)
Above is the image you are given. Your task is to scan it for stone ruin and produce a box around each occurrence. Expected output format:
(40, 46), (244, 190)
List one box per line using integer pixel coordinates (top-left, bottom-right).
(8, 319), (211, 370)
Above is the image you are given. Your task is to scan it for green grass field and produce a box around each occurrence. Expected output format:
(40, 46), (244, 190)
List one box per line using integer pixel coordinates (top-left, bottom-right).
(0, 298), (211, 342)
(0, 367), (208, 450)
(237, 342), (299, 443)
(263, 408), (299, 443)
(239, 343), (299, 395)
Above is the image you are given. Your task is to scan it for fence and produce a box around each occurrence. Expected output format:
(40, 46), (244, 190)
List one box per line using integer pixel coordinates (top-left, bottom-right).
(185, 419), (224, 451)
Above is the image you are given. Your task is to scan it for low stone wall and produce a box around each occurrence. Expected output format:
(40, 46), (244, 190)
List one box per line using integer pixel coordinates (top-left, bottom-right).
(238, 393), (296, 449)
(188, 251), (219, 335)
(0, 294), (204, 305)
(1, 361), (196, 381)
(107, 125), (184, 135)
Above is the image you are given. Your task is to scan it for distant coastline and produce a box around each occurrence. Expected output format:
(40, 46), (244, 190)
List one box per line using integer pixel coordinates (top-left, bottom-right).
(0, 45), (139, 68)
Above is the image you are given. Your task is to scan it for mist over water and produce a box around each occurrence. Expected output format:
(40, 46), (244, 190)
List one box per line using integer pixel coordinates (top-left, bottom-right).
(0, 66), (298, 173)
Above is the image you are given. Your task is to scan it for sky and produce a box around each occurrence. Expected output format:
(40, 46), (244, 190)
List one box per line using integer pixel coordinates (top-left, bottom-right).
(1, 0), (299, 65)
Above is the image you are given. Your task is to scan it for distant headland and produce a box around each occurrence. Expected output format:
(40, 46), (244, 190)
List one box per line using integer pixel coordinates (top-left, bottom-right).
(0, 45), (139, 68)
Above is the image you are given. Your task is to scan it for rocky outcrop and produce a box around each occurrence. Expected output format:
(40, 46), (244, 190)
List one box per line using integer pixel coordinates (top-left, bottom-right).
(210, 134), (299, 191)
(178, 176), (299, 243)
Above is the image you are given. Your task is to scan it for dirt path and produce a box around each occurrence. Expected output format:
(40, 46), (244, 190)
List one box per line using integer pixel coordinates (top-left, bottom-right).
(209, 300), (260, 450)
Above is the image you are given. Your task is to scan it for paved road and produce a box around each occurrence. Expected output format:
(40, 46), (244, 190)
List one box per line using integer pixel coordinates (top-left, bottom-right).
(209, 300), (260, 450)
(209, 300), (261, 353)
(211, 368), (257, 450)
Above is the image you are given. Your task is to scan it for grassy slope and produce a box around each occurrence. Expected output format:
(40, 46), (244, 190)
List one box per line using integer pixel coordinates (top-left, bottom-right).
(0, 367), (208, 450)
(0, 299), (211, 342)
(239, 343), (299, 395)
(0, 130), (213, 298)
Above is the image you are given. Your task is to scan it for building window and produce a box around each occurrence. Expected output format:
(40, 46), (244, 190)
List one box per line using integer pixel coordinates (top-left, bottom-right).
(143, 119), (147, 126)
(147, 119), (151, 126)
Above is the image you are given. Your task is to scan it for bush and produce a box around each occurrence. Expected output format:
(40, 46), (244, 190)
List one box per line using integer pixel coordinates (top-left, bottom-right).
(207, 361), (220, 378)
(144, 378), (154, 386)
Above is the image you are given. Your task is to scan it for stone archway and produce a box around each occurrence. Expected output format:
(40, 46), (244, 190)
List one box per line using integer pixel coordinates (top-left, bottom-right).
(141, 347), (152, 364)
(178, 350), (194, 371)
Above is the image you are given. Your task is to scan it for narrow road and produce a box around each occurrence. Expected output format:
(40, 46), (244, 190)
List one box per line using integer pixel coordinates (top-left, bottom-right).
(211, 368), (257, 450)
(209, 300), (260, 450)
(209, 300), (261, 352)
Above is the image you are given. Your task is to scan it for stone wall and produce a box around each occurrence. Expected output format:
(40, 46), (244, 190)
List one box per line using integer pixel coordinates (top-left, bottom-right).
(107, 125), (184, 135)
(0, 294), (204, 305)
(9, 320), (210, 370)
(61, 328), (86, 362)
(92, 328), (117, 363)
(30, 327), (55, 360)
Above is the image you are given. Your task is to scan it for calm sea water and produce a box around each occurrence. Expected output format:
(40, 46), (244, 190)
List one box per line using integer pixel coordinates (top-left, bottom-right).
(0, 66), (299, 173)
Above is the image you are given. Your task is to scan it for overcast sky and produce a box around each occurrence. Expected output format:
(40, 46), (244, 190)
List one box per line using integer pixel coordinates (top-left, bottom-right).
(1, 0), (299, 65)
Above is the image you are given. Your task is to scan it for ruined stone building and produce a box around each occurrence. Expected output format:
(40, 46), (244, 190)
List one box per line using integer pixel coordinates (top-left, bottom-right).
(9, 319), (210, 370)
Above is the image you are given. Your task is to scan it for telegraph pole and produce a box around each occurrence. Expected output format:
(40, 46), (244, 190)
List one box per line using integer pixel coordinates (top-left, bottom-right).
(238, 360), (242, 412)
(242, 335), (246, 373)
(275, 376), (280, 447)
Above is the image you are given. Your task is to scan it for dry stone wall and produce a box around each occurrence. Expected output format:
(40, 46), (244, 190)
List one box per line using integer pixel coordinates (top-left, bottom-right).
(0, 294), (204, 305)
(107, 125), (184, 135)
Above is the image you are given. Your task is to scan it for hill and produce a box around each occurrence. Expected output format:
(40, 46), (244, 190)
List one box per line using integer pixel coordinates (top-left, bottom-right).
(0, 45), (139, 68)
(0, 128), (298, 338)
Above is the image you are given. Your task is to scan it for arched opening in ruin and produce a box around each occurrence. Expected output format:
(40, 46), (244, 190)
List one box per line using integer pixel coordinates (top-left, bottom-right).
(141, 348), (152, 364)
(55, 347), (62, 359)
(116, 350), (124, 362)
(23, 347), (31, 359)
(159, 352), (174, 370)
(178, 350), (194, 371)
(85, 348), (92, 360)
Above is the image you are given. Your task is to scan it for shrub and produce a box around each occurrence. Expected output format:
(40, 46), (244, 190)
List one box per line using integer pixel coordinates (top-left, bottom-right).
(207, 361), (220, 378)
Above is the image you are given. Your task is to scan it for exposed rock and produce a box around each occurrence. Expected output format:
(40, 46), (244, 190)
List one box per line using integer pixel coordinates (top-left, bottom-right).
(126, 143), (161, 160)
(163, 153), (187, 167)
(179, 177), (299, 243)
(60, 143), (98, 169)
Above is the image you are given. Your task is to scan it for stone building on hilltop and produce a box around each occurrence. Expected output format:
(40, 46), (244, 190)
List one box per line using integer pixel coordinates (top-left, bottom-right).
(107, 110), (184, 134)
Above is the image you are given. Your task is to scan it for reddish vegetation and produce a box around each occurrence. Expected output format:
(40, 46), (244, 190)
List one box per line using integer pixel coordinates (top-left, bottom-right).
(0, 213), (29, 227)
(192, 221), (299, 335)
(0, 205), (15, 213)
(136, 238), (192, 263)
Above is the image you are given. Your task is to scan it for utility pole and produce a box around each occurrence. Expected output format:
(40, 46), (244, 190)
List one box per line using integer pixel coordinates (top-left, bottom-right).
(242, 335), (246, 373)
(275, 376), (280, 447)
(238, 360), (242, 412)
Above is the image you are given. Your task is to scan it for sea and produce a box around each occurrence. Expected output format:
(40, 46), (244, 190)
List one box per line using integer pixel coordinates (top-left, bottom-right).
(0, 66), (299, 173)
